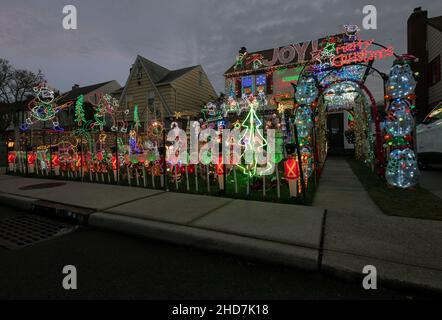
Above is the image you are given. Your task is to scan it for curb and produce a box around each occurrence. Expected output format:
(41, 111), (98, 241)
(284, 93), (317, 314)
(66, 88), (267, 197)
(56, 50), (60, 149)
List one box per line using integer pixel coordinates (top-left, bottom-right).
(89, 212), (320, 271)
(320, 250), (442, 295)
(1, 191), (441, 295)
(0, 192), (94, 225)
(0, 193), (38, 212)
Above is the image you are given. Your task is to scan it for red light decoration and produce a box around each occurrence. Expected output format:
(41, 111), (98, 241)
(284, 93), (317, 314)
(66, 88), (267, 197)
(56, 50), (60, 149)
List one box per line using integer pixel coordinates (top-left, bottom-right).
(284, 157), (299, 180)
(27, 153), (36, 165)
(52, 154), (60, 167)
(216, 156), (224, 176)
(8, 152), (16, 164)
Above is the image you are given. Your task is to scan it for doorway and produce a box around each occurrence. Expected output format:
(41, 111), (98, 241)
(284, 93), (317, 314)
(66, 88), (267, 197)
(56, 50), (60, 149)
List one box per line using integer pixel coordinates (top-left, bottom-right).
(327, 113), (344, 155)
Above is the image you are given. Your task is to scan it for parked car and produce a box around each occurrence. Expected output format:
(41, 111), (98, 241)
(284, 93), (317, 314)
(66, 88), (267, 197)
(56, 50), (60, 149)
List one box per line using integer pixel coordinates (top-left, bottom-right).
(416, 104), (442, 169)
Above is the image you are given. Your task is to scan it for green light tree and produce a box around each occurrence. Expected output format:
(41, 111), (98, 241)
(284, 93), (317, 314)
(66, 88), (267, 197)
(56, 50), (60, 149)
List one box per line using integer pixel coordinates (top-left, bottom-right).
(74, 95), (85, 126)
(237, 97), (273, 177)
(133, 105), (141, 131)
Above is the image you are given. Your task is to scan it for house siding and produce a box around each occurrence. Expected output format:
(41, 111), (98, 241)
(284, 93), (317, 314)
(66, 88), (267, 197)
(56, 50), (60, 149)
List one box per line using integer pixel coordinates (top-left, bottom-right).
(120, 59), (216, 122)
(169, 66), (217, 116)
(428, 24), (442, 107)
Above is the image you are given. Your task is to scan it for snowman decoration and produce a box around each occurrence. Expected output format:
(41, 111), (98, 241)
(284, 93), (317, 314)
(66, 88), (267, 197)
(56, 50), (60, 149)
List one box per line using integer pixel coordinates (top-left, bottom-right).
(385, 60), (419, 188)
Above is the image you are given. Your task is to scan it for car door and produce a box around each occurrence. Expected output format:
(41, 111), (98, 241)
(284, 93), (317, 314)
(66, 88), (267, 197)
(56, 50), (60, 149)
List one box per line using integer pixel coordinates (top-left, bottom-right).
(417, 106), (442, 154)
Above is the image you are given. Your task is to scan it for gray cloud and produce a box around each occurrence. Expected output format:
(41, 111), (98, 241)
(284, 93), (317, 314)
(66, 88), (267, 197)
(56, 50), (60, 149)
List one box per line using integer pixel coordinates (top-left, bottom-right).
(0, 0), (440, 102)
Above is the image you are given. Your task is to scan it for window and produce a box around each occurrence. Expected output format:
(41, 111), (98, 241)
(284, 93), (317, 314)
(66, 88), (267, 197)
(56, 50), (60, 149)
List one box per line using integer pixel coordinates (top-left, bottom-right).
(241, 76), (254, 95)
(429, 55), (441, 86)
(147, 90), (155, 106)
(255, 74), (266, 93)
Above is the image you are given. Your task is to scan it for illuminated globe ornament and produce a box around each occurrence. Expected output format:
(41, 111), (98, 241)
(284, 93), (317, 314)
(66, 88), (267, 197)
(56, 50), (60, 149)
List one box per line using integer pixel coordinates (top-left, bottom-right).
(386, 64), (416, 99)
(295, 76), (318, 105)
(385, 99), (414, 137)
(295, 106), (313, 138)
(385, 148), (419, 188)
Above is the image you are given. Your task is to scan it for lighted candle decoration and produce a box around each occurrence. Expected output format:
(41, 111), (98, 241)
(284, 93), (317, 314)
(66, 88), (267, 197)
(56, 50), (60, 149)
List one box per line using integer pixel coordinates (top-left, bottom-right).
(284, 156), (300, 197)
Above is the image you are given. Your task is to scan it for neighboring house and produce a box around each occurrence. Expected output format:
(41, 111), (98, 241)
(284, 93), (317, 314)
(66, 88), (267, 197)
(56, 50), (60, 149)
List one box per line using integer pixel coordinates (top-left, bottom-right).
(118, 55), (216, 125)
(56, 80), (121, 130)
(408, 7), (442, 120)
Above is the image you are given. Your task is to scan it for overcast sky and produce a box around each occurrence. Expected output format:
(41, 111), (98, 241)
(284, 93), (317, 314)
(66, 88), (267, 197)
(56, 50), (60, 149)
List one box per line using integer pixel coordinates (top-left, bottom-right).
(1, 0), (440, 101)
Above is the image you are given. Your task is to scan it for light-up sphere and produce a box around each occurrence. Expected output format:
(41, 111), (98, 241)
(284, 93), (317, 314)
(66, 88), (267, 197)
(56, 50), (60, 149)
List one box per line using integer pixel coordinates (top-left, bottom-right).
(385, 148), (420, 188)
(295, 76), (318, 105)
(385, 100), (414, 137)
(295, 107), (313, 138)
(386, 64), (416, 99)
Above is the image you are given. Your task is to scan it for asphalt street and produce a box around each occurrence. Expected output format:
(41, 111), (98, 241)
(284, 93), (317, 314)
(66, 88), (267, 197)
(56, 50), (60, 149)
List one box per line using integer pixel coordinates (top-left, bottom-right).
(0, 205), (433, 300)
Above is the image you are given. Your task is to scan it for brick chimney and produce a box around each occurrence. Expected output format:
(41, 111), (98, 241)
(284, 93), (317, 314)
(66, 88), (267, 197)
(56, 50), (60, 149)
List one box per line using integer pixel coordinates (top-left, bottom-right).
(408, 7), (429, 120)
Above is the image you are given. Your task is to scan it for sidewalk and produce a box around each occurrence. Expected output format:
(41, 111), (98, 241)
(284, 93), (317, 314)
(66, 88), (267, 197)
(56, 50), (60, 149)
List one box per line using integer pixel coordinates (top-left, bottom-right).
(314, 157), (442, 292)
(0, 168), (441, 293)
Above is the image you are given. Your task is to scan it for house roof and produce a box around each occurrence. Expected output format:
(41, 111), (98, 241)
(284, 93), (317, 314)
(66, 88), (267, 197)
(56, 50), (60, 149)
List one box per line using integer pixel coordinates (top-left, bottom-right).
(137, 55), (199, 85)
(57, 80), (118, 104)
(428, 16), (442, 32)
(156, 65), (199, 85)
(138, 56), (170, 83)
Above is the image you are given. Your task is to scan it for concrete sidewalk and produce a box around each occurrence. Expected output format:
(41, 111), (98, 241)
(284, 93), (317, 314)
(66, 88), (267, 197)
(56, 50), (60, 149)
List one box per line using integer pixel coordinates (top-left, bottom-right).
(0, 172), (441, 293)
(313, 157), (442, 292)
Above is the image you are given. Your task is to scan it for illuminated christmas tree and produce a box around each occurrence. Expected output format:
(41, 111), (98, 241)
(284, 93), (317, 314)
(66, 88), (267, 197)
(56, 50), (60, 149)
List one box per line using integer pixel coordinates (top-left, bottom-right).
(74, 95), (85, 126)
(133, 105), (141, 131)
(237, 95), (273, 177)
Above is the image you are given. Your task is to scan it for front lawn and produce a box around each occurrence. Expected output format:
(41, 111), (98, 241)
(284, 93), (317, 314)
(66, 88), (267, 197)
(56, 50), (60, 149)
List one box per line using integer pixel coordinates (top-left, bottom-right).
(346, 158), (442, 221)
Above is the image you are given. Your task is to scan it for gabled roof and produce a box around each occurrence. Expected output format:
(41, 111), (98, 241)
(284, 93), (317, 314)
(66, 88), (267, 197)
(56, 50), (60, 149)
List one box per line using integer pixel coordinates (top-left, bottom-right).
(137, 55), (198, 85)
(156, 65), (199, 85)
(428, 16), (442, 32)
(57, 80), (118, 104)
(138, 55), (170, 83)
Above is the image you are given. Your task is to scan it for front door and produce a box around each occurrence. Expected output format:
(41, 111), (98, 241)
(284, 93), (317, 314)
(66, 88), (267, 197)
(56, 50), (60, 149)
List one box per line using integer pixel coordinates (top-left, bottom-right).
(327, 113), (344, 155)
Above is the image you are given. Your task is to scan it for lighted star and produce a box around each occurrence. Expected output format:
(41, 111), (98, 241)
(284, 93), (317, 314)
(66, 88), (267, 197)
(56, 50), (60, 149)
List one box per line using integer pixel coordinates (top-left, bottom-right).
(174, 111), (182, 119)
(277, 104), (286, 114)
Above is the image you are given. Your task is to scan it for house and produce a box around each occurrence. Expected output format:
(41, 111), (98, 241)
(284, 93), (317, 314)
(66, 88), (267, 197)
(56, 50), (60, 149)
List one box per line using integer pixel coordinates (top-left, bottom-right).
(56, 80), (121, 130)
(408, 7), (442, 120)
(118, 55), (217, 125)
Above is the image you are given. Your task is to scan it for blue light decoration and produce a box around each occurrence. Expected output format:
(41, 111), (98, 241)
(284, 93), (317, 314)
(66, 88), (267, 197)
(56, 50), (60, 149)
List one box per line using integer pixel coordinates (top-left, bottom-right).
(385, 149), (419, 188)
(294, 74), (318, 181)
(385, 99), (414, 137)
(242, 76), (254, 95)
(256, 74), (266, 86)
(385, 60), (419, 188)
(386, 64), (416, 99)
(295, 76), (318, 105)
(255, 74), (267, 94)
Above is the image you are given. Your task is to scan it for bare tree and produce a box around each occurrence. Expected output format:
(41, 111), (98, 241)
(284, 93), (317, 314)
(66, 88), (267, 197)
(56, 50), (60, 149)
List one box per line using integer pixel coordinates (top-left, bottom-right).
(0, 58), (45, 162)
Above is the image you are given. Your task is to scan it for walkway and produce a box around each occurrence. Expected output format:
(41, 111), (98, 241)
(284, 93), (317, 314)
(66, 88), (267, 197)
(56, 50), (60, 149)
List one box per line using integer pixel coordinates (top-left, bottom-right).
(313, 157), (383, 216)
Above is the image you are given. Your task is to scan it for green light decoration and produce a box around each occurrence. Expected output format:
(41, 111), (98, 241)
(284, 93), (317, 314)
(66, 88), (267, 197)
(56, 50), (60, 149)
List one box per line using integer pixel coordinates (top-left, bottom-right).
(273, 130), (284, 164)
(74, 95), (85, 126)
(237, 97), (273, 177)
(133, 105), (141, 130)
(72, 120), (93, 151)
